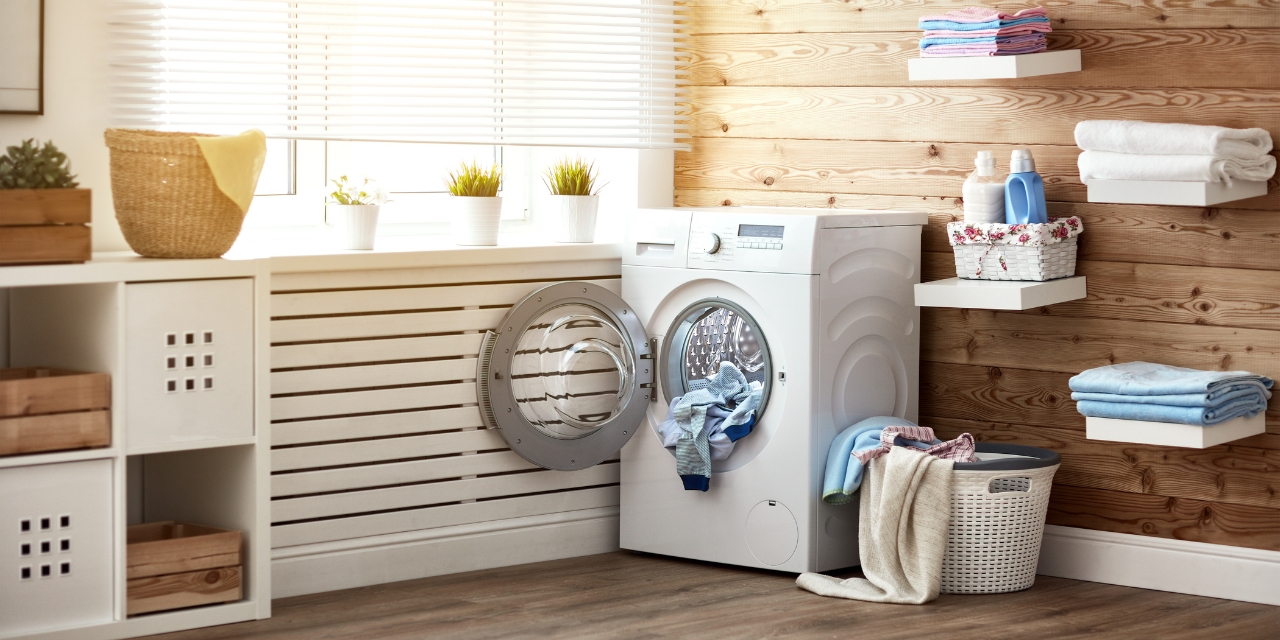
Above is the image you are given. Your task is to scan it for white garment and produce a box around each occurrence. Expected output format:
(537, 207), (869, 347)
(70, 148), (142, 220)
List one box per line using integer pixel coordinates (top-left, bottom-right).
(796, 446), (954, 604)
(1078, 150), (1277, 186)
(1075, 120), (1273, 160)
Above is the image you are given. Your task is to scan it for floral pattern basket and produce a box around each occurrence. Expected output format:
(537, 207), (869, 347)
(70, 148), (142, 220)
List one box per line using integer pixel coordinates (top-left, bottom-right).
(947, 217), (1082, 281)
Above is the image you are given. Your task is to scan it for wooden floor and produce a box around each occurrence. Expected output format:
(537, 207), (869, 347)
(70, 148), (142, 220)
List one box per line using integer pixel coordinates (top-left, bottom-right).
(155, 552), (1280, 639)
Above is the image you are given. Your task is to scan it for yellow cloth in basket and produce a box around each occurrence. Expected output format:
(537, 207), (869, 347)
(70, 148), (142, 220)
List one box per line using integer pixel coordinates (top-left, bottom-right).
(192, 129), (267, 214)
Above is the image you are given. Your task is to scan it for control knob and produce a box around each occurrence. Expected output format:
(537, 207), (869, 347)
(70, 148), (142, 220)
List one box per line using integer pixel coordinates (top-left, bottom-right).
(703, 233), (722, 254)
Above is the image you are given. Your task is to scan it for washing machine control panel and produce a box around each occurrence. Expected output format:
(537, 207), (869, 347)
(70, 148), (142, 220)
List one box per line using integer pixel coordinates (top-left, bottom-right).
(682, 209), (821, 274)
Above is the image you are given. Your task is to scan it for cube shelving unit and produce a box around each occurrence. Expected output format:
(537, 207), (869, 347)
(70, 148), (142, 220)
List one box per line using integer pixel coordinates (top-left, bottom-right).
(0, 254), (271, 640)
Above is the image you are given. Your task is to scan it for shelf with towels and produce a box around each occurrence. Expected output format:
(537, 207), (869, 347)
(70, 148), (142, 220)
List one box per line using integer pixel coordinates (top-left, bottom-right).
(1085, 413), (1265, 449)
(907, 50), (1080, 81)
(1086, 179), (1269, 206)
(914, 276), (1086, 310)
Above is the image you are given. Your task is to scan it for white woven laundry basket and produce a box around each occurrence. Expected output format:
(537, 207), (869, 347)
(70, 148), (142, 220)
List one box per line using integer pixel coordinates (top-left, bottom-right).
(947, 217), (1082, 281)
(940, 443), (1061, 595)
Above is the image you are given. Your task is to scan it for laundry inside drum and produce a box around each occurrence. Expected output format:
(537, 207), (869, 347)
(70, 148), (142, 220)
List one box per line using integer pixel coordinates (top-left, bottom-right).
(509, 303), (635, 439)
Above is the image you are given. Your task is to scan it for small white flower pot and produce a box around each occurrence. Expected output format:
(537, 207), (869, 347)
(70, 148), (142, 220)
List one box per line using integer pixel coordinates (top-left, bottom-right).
(552, 195), (599, 243)
(451, 196), (502, 246)
(329, 204), (381, 250)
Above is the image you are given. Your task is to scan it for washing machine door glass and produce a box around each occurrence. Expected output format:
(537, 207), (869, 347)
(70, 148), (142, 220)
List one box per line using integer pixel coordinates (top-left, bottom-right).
(662, 299), (772, 415)
(479, 282), (652, 471)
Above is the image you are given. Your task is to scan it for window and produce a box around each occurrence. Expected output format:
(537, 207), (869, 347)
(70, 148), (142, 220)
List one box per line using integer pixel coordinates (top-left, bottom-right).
(110, 1), (686, 234)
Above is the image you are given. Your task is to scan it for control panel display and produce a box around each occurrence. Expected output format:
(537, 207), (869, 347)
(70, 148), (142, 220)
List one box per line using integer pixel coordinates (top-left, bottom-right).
(737, 224), (784, 239)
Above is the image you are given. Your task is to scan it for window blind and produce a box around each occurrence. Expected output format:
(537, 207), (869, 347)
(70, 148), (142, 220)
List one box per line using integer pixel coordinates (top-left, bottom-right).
(109, 1), (688, 149)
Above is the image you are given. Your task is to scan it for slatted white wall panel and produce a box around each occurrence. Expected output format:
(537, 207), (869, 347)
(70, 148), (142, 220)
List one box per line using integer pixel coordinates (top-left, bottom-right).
(270, 259), (623, 555)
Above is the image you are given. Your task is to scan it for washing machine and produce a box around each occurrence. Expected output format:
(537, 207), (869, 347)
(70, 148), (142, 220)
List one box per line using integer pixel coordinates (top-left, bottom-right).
(476, 206), (925, 574)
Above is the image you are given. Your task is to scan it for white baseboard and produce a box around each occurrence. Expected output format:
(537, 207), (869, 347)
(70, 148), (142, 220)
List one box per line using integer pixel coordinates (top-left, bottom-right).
(272, 507), (620, 598)
(1038, 525), (1280, 606)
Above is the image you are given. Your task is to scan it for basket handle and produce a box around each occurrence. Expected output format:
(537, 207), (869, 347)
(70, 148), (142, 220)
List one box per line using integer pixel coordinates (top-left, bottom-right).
(987, 476), (1032, 494)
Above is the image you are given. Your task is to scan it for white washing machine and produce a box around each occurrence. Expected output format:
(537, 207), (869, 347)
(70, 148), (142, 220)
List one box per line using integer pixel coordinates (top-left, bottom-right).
(475, 206), (925, 574)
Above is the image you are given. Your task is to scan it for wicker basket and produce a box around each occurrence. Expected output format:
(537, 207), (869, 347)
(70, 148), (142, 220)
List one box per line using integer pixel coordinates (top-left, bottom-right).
(940, 443), (1061, 594)
(104, 129), (246, 259)
(952, 238), (1078, 281)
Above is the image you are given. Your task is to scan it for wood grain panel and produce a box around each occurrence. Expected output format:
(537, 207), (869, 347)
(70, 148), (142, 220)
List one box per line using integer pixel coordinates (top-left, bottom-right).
(686, 31), (1280, 89)
(931, 418), (1280, 509)
(272, 486), (619, 548)
(272, 428), (508, 473)
(920, 362), (1080, 429)
(677, 192), (1280, 270)
(688, 86), (1280, 145)
(676, 139), (1280, 210)
(1047, 484), (1280, 552)
(921, 307), (1280, 381)
(687, 0), (1280, 34)
(923, 253), (1280, 332)
(272, 463), (619, 523)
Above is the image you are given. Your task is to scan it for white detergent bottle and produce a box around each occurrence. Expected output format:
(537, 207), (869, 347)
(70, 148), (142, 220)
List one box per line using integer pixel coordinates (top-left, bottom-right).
(962, 151), (1006, 224)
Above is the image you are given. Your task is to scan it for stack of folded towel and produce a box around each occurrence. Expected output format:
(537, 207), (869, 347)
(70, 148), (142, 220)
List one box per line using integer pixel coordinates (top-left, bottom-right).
(917, 7), (1051, 57)
(1070, 361), (1273, 426)
(1076, 120), (1278, 186)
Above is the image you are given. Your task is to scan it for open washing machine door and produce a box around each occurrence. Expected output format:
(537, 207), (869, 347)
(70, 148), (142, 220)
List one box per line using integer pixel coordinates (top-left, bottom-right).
(478, 281), (652, 471)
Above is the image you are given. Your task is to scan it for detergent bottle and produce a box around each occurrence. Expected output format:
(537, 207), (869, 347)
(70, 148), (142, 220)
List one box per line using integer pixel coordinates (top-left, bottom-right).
(1005, 149), (1048, 224)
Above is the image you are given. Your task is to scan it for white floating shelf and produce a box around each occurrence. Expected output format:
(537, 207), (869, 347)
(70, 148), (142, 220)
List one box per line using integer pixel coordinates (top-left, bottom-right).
(1086, 179), (1268, 207)
(915, 276), (1086, 310)
(907, 50), (1081, 81)
(1086, 413), (1265, 449)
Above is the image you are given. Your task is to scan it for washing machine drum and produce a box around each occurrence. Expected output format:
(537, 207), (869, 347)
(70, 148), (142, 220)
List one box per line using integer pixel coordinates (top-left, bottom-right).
(478, 282), (653, 471)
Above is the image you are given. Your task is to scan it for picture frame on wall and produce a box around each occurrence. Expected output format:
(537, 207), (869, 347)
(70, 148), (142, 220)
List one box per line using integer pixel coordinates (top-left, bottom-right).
(0, 0), (44, 114)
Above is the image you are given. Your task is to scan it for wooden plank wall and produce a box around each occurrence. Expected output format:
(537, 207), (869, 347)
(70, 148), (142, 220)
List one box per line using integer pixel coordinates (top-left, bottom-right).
(676, 0), (1280, 552)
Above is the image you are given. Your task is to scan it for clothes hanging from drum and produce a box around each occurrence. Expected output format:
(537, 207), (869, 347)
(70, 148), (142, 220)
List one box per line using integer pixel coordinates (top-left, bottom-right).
(655, 362), (762, 491)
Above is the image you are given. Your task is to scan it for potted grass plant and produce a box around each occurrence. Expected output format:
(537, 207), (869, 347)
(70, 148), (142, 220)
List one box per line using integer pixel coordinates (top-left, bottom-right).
(0, 139), (90, 264)
(445, 160), (503, 246)
(328, 175), (390, 250)
(543, 156), (603, 243)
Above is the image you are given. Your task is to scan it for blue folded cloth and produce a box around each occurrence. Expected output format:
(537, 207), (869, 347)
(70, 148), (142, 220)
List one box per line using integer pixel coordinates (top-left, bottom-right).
(1076, 396), (1267, 426)
(918, 34), (1042, 47)
(917, 16), (1049, 31)
(821, 416), (938, 505)
(1069, 362), (1274, 398)
(1072, 383), (1270, 408)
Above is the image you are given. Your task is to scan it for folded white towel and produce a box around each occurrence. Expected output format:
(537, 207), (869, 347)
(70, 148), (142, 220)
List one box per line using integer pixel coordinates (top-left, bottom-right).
(1075, 120), (1274, 161)
(1078, 150), (1277, 186)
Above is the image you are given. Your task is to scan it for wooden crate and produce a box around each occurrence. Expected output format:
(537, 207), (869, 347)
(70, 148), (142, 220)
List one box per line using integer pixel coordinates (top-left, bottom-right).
(0, 367), (111, 456)
(0, 188), (92, 265)
(126, 522), (243, 616)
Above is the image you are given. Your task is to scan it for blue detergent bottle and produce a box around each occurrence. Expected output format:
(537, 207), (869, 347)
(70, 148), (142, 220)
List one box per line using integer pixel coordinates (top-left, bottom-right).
(1005, 149), (1048, 224)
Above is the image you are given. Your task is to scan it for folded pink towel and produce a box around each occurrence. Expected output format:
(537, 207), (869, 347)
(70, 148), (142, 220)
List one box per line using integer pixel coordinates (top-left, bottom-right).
(919, 6), (1048, 23)
(921, 37), (1047, 57)
(922, 23), (1051, 38)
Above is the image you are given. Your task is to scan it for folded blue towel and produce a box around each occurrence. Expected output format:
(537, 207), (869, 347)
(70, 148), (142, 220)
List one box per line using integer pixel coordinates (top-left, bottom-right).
(821, 416), (937, 505)
(1076, 396), (1267, 426)
(918, 16), (1049, 31)
(918, 34), (1043, 47)
(1069, 362), (1274, 398)
(1072, 383), (1270, 408)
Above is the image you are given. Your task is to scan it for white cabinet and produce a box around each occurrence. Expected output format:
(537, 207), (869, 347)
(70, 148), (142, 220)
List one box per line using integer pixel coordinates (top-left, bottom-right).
(125, 279), (255, 452)
(0, 460), (115, 637)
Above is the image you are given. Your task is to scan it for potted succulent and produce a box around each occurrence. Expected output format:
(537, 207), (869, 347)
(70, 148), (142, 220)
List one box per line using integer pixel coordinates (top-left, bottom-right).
(0, 139), (90, 265)
(445, 160), (503, 246)
(543, 156), (602, 243)
(327, 175), (390, 250)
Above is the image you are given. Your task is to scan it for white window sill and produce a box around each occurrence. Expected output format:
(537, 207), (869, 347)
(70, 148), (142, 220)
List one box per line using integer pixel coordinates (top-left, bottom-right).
(223, 232), (624, 274)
